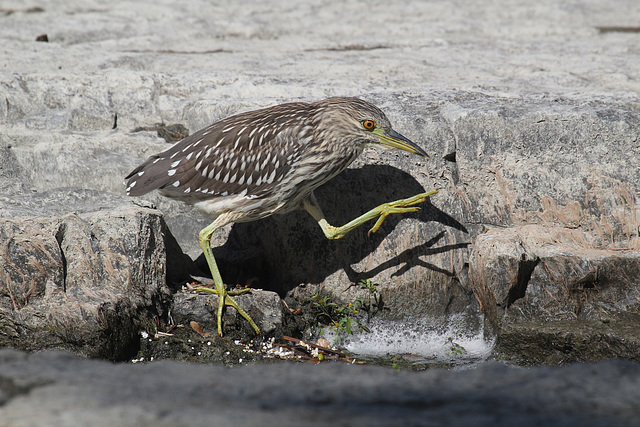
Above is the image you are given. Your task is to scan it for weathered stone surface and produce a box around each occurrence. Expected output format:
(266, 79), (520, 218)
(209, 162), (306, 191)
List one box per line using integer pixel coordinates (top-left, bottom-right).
(0, 206), (175, 360)
(507, 227), (640, 323)
(469, 225), (640, 362)
(1, 0), (640, 364)
(1, 349), (640, 426)
(469, 227), (540, 333)
(496, 320), (640, 365)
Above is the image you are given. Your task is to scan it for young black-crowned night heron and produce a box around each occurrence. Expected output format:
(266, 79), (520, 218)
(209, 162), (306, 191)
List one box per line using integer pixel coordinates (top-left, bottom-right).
(125, 97), (437, 336)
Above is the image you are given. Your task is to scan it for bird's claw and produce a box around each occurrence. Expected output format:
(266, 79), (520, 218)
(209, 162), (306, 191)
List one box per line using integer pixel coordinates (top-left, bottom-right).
(367, 189), (438, 235)
(195, 286), (260, 335)
(396, 190), (439, 207)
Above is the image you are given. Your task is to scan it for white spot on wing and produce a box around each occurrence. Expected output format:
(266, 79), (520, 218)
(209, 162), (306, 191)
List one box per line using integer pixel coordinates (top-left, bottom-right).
(168, 169), (176, 176)
(171, 160), (181, 168)
(261, 153), (271, 170)
(173, 180), (181, 187)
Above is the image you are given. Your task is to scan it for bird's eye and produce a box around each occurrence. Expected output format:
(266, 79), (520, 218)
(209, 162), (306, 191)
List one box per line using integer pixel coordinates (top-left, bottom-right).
(362, 120), (375, 131)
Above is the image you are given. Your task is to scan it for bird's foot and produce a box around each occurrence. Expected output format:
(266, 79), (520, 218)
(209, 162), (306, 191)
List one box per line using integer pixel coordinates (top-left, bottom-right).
(318, 189), (438, 240)
(195, 285), (260, 336)
(368, 189), (439, 235)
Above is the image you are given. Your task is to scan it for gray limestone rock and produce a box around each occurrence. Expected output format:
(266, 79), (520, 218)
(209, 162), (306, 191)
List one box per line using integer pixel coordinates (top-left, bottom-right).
(1, 349), (639, 426)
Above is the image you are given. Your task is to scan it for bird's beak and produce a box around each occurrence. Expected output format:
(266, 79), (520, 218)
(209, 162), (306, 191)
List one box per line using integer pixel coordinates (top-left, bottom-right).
(374, 128), (429, 158)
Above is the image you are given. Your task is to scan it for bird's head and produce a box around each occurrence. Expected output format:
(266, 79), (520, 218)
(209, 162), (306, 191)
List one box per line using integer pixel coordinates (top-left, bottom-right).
(314, 97), (429, 158)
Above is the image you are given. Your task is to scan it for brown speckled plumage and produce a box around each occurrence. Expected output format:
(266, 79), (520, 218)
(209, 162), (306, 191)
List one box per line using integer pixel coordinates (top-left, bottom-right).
(125, 97), (409, 222)
(125, 96), (433, 336)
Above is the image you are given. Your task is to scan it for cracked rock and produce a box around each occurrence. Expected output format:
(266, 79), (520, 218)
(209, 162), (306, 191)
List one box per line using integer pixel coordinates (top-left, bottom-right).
(469, 225), (640, 363)
(0, 206), (177, 360)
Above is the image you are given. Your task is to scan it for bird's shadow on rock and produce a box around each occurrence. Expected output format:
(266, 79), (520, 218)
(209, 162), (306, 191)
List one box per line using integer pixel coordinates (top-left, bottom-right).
(193, 164), (467, 297)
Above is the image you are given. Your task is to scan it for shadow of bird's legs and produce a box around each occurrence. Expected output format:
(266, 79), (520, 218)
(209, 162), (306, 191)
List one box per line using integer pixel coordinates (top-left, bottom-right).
(195, 217), (261, 336)
(303, 189), (439, 240)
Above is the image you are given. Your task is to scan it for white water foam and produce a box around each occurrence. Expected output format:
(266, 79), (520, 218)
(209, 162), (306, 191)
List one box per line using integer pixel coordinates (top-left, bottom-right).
(321, 315), (494, 366)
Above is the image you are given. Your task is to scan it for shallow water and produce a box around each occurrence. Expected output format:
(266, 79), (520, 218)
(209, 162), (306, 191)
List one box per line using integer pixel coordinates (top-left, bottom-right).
(319, 315), (495, 370)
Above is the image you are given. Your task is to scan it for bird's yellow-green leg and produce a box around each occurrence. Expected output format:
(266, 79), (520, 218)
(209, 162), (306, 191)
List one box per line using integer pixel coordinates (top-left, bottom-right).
(195, 222), (260, 336)
(303, 190), (438, 240)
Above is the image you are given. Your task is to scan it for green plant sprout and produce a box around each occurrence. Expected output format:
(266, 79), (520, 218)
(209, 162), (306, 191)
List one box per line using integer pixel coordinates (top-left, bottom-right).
(444, 337), (467, 357)
(308, 279), (383, 336)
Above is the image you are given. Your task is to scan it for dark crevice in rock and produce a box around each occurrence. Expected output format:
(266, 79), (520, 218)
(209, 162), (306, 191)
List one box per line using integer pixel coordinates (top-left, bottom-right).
(96, 301), (141, 361)
(53, 221), (67, 292)
(506, 255), (539, 308)
(443, 151), (456, 162)
(443, 150), (460, 185)
(305, 44), (390, 52)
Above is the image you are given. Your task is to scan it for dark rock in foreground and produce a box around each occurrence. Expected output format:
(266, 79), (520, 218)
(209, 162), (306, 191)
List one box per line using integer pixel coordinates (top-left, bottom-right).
(1, 349), (639, 426)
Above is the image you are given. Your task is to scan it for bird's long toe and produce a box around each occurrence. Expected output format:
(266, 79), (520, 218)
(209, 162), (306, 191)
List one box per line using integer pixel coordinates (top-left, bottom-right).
(195, 285), (260, 336)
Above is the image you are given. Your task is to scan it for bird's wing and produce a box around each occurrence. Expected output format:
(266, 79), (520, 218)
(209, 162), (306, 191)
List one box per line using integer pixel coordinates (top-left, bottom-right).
(125, 108), (314, 200)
